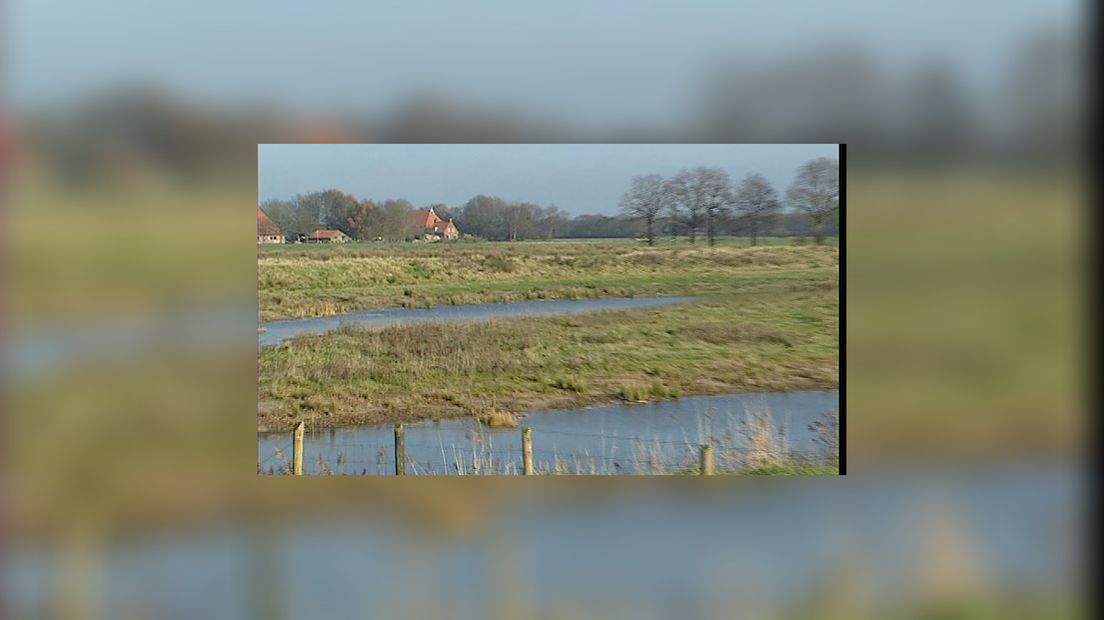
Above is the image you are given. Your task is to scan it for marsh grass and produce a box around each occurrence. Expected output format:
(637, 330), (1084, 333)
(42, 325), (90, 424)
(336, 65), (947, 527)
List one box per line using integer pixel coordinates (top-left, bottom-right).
(259, 286), (837, 431)
(549, 375), (589, 393)
(617, 384), (650, 403)
(259, 240), (837, 432)
(258, 241), (837, 321)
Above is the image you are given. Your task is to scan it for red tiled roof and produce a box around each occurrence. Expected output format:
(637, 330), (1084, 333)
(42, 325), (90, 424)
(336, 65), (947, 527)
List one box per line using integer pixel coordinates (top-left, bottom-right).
(309, 229), (346, 239)
(258, 208), (282, 235)
(414, 208), (440, 229)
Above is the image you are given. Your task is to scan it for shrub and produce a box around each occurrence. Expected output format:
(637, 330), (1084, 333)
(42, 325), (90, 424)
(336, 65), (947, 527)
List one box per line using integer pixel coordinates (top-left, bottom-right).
(480, 410), (518, 429)
(618, 384), (649, 402)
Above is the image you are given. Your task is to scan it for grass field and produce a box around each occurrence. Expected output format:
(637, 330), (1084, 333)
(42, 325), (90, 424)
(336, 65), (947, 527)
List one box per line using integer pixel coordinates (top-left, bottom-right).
(258, 237), (837, 321)
(258, 241), (839, 431)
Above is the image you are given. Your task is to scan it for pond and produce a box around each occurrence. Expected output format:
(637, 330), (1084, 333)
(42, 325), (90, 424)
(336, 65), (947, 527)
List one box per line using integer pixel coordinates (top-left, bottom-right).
(259, 296), (695, 347)
(258, 390), (839, 475)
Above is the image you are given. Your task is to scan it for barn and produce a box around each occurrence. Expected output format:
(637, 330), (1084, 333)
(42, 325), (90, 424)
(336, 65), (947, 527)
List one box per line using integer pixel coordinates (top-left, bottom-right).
(257, 208), (285, 244)
(307, 229), (352, 243)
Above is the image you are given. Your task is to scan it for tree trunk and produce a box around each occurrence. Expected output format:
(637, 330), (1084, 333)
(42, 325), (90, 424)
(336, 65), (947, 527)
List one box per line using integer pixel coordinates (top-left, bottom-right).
(751, 222), (758, 247)
(707, 214), (716, 247)
(645, 215), (654, 246)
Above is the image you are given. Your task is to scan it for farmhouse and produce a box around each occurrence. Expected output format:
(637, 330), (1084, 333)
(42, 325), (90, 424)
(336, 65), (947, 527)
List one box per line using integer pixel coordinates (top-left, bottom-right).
(307, 229), (352, 243)
(257, 208), (285, 244)
(413, 207), (459, 241)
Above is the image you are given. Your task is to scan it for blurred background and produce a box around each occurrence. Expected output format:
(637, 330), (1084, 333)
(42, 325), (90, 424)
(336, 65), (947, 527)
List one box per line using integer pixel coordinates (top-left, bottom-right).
(2, 1), (1087, 618)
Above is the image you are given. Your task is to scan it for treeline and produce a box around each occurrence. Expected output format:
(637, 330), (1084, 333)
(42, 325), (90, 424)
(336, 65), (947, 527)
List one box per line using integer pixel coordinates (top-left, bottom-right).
(443, 197), (644, 240)
(620, 157), (839, 246)
(260, 157), (838, 243)
(259, 192), (635, 241)
(261, 191), (420, 242)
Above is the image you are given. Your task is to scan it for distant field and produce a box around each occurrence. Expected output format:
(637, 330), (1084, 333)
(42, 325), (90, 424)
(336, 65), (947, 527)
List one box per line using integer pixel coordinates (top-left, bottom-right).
(258, 239), (838, 321)
(259, 235), (836, 252)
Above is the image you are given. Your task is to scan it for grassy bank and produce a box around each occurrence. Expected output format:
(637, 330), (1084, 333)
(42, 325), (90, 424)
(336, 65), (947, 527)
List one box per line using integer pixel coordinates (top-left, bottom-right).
(258, 267), (838, 431)
(258, 240), (838, 321)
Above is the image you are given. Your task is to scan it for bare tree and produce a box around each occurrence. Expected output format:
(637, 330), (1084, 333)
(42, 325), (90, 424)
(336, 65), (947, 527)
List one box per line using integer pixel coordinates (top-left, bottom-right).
(786, 158), (839, 244)
(669, 167), (732, 246)
(701, 168), (734, 247)
(667, 171), (699, 244)
(665, 188), (682, 245)
(733, 173), (781, 246)
(541, 204), (566, 239)
(619, 174), (668, 245)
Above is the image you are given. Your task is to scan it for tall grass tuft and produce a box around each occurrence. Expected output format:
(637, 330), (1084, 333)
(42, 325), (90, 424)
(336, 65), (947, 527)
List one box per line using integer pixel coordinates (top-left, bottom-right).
(480, 409), (518, 429)
(741, 409), (787, 470)
(618, 383), (649, 403)
(550, 375), (589, 393)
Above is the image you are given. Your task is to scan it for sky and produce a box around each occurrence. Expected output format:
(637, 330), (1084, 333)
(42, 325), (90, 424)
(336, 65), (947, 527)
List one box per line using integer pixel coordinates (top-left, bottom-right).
(258, 144), (839, 216)
(8, 1), (1079, 127)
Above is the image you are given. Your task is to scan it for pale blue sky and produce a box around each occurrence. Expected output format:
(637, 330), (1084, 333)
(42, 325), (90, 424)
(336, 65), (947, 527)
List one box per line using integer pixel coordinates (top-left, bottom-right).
(8, 1), (1078, 126)
(258, 144), (838, 215)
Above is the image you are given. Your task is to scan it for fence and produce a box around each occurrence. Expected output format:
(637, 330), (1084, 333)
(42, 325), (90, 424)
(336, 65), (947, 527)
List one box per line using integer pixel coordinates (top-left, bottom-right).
(259, 420), (836, 476)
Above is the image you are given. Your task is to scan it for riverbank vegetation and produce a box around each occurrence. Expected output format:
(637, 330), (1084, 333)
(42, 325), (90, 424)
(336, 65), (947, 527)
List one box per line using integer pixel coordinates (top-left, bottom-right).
(258, 250), (838, 431)
(259, 408), (840, 476)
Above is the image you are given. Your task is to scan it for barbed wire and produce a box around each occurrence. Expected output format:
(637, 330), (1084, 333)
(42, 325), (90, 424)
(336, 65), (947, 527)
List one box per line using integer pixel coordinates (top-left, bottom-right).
(288, 434), (693, 450)
(291, 428), (816, 449)
(527, 428), (695, 445)
(263, 429), (834, 474)
(317, 450), (693, 471)
(258, 443), (292, 465)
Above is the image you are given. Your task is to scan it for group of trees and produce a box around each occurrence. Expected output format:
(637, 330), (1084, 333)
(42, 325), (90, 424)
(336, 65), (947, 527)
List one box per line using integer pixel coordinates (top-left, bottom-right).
(620, 157), (839, 246)
(261, 191), (422, 242)
(260, 157), (837, 244)
(260, 191), (644, 242)
(447, 196), (566, 241)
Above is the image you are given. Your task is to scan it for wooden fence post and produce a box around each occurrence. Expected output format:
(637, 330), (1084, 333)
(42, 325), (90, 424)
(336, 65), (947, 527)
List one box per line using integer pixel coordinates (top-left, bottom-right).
(700, 444), (714, 476)
(394, 423), (405, 476)
(292, 421), (304, 476)
(522, 427), (533, 475)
